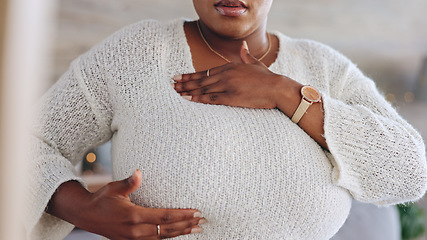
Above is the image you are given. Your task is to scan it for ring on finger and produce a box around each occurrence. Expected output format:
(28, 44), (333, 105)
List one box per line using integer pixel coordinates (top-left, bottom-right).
(157, 224), (161, 236)
(206, 69), (210, 77)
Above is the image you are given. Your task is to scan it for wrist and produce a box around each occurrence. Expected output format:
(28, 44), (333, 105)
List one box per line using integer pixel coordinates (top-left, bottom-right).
(47, 180), (92, 225)
(273, 75), (303, 117)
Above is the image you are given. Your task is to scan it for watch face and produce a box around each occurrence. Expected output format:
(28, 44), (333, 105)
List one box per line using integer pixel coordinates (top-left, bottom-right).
(301, 86), (321, 102)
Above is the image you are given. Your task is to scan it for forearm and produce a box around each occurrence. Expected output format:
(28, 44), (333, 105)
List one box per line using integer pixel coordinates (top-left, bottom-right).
(274, 75), (328, 150)
(321, 93), (427, 204)
(46, 180), (92, 226)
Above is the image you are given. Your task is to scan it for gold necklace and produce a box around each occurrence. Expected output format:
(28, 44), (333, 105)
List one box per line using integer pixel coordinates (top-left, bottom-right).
(196, 20), (271, 63)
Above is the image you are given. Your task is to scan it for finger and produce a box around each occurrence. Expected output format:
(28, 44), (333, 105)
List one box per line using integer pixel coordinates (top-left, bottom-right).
(174, 75), (220, 93)
(191, 93), (231, 106)
(173, 71), (205, 82)
(138, 225), (203, 240)
(158, 226), (204, 239)
(240, 40), (258, 64)
(107, 169), (142, 196)
(180, 81), (225, 96)
(122, 217), (203, 239)
(138, 208), (202, 225)
(156, 218), (206, 238)
(173, 64), (230, 82)
(173, 69), (211, 82)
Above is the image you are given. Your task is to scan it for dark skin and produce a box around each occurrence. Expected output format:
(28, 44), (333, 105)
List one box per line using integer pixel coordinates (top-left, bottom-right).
(176, 19), (328, 150)
(47, 170), (205, 240)
(47, 0), (327, 239)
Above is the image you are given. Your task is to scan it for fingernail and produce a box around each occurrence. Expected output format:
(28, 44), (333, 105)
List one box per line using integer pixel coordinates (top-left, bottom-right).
(191, 227), (203, 234)
(243, 40), (249, 52)
(198, 218), (207, 225)
(193, 211), (202, 218)
(173, 75), (182, 81)
(182, 95), (192, 101)
(129, 170), (138, 185)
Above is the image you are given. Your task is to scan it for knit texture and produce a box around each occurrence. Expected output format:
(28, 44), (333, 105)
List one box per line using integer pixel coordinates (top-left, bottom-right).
(28, 19), (427, 240)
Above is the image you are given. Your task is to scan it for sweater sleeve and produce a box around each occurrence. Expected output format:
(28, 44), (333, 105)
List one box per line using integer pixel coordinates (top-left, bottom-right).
(26, 55), (113, 239)
(321, 52), (427, 206)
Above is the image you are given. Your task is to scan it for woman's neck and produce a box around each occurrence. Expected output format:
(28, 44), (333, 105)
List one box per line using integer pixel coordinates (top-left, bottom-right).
(197, 20), (270, 63)
(184, 20), (279, 72)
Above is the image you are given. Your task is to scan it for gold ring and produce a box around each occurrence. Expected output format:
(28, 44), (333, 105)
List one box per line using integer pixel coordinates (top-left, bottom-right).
(206, 69), (210, 77)
(157, 224), (160, 236)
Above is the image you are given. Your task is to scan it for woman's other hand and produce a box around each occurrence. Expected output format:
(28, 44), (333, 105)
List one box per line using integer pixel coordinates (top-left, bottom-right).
(47, 170), (205, 240)
(173, 41), (302, 110)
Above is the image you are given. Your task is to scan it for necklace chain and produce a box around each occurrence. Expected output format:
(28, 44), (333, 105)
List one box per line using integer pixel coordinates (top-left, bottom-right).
(196, 20), (271, 63)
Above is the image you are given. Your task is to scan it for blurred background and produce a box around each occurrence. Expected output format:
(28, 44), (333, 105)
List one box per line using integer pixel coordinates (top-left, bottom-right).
(51, 0), (427, 144)
(1, 0), (426, 239)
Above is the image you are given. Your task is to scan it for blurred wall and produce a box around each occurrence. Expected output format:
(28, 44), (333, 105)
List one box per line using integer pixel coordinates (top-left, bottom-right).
(1, 0), (56, 238)
(0, 0), (8, 236)
(52, 0), (427, 102)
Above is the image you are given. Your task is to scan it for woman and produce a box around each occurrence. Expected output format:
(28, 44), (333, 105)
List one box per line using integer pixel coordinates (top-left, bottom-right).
(28, 0), (427, 239)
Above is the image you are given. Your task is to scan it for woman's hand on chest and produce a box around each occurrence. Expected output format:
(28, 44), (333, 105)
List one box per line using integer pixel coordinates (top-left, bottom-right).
(173, 42), (302, 110)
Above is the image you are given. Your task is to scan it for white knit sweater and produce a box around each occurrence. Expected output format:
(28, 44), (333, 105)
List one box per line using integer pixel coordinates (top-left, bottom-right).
(28, 19), (427, 240)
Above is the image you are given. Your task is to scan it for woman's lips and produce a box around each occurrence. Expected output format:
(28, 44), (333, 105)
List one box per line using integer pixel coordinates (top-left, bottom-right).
(214, 0), (248, 17)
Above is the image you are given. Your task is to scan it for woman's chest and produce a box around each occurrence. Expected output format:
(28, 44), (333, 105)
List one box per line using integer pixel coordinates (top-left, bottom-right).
(109, 97), (350, 239)
(110, 89), (336, 199)
(105, 66), (349, 239)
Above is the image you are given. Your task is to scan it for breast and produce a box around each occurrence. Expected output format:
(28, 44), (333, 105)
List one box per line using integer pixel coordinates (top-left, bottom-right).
(111, 94), (351, 239)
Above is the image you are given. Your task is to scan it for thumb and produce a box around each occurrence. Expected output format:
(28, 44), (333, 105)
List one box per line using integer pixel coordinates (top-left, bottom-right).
(110, 169), (142, 196)
(240, 40), (258, 64)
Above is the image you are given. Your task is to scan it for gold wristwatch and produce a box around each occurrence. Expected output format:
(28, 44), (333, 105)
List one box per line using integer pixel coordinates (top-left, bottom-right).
(291, 85), (321, 124)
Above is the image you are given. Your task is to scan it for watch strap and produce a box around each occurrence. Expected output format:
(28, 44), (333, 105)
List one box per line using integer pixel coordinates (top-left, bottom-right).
(291, 98), (311, 124)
